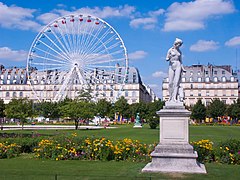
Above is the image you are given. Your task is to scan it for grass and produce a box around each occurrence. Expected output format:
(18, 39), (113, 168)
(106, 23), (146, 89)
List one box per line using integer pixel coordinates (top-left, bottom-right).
(3, 124), (240, 144)
(1, 124), (240, 179)
(0, 155), (240, 180)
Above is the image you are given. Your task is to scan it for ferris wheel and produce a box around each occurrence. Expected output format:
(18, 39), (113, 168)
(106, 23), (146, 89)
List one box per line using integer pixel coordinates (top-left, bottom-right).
(27, 14), (129, 102)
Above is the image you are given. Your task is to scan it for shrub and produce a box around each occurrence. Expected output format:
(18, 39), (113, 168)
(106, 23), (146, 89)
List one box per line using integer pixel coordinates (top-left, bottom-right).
(215, 139), (240, 165)
(0, 142), (21, 159)
(1, 137), (42, 153)
(191, 139), (214, 163)
(148, 117), (159, 129)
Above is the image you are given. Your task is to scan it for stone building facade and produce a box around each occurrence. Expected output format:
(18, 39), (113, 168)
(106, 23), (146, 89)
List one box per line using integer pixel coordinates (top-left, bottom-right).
(0, 65), (157, 104)
(162, 64), (239, 106)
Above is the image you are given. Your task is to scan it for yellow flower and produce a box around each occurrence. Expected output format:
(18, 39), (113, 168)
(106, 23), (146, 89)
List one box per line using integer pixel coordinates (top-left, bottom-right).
(56, 158), (59, 161)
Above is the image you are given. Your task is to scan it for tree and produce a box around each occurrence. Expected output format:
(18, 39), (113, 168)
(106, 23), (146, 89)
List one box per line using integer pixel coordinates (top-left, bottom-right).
(207, 99), (226, 120)
(5, 98), (34, 130)
(227, 99), (240, 122)
(145, 100), (164, 129)
(60, 100), (95, 130)
(129, 101), (148, 120)
(113, 96), (129, 120)
(95, 99), (112, 118)
(38, 101), (60, 120)
(0, 99), (5, 130)
(0, 99), (5, 118)
(191, 99), (206, 123)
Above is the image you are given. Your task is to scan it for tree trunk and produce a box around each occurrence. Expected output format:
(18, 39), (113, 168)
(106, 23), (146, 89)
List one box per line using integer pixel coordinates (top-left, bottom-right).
(75, 119), (79, 130)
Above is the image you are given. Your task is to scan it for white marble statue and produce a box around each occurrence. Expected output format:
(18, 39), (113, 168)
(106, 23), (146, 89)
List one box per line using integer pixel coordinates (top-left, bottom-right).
(166, 38), (185, 102)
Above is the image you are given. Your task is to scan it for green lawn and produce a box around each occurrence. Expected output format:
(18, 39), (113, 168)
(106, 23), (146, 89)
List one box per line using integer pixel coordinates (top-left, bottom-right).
(0, 155), (240, 180)
(1, 125), (240, 179)
(3, 124), (240, 144)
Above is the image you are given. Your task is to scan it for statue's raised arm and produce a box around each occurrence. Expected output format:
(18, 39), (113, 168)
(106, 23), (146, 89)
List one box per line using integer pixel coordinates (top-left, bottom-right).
(166, 38), (184, 103)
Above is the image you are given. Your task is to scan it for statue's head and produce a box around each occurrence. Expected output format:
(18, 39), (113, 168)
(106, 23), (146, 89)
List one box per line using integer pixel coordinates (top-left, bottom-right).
(174, 38), (183, 46)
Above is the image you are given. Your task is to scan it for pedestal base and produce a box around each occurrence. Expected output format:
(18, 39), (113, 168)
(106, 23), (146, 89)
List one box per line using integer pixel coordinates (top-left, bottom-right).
(142, 143), (206, 173)
(142, 104), (206, 174)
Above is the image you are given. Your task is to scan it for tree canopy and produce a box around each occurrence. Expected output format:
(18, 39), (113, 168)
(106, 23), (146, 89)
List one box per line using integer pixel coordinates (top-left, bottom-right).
(207, 99), (226, 119)
(191, 99), (206, 122)
(5, 98), (34, 129)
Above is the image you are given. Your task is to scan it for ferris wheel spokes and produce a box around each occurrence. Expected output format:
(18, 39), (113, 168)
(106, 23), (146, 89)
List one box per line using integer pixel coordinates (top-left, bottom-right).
(27, 14), (128, 102)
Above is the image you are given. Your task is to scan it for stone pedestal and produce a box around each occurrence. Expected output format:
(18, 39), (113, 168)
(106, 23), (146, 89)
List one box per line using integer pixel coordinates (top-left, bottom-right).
(142, 103), (206, 174)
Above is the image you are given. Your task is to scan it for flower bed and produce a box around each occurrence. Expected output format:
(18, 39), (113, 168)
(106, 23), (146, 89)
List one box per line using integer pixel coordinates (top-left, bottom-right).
(0, 142), (21, 158)
(34, 134), (154, 162)
(191, 139), (240, 165)
(1, 132), (240, 165)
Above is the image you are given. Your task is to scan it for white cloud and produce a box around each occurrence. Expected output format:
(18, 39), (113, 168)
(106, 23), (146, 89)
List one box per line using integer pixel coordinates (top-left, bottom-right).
(0, 2), (41, 31)
(148, 9), (165, 17)
(163, 0), (235, 31)
(130, 17), (157, 29)
(225, 36), (240, 47)
(128, 50), (148, 60)
(152, 71), (168, 78)
(36, 5), (136, 26)
(190, 40), (219, 52)
(130, 8), (164, 30)
(0, 47), (28, 61)
(36, 13), (60, 25)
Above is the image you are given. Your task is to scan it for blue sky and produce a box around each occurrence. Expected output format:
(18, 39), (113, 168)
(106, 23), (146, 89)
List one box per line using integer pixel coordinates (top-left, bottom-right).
(0, 0), (240, 98)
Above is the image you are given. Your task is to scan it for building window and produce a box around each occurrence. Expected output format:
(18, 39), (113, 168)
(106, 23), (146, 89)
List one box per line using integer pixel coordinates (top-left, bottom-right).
(190, 71), (193, 76)
(13, 92), (17, 97)
(206, 91), (209, 96)
(198, 92), (201, 96)
(213, 77), (218, 82)
(182, 77), (186, 82)
(110, 91), (113, 97)
(205, 71), (209, 75)
(190, 84), (193, 89)
(133, 73), (136, 83)
(230, 76), (234, 82)
(214, 71), (217, 75)
(6, 92), (10, 97)
(222, 71), (225, 75)
(189, 77), (193, 82)
(19, 92), (23, 97)
(205, 77), (210, 82)
(190, 91), (193, 96)
(198, 77), (202, 82)
(222, 76), (226, 82)
(125, 90), (128, 97)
